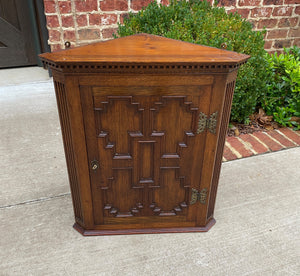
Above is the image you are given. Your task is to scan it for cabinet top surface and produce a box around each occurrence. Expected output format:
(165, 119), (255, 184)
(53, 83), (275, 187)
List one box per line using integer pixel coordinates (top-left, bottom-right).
(39, 34), (249, 65)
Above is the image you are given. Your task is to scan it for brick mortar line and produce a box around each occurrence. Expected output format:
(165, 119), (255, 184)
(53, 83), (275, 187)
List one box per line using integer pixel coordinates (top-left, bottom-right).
(257, 26), (299, 30)
(51, 25), (298, 30)
(45, 12), (129, 15)
(257, 25), (300, 32)
(48, 26), (117, 31)
(236, 136), (258, 155)
(251, 16), (297, 20)
(55, 0), (63, 46)
(235, 4), (299, 7)
(225, 141), (242, 159)
(70, 0), (80, 45)
(256, 21), (299, 26)
(77, 25), (118, 30)
(229, 6), (299, 11)
(265, 39), (292, 44)
(265, 38), (298, 40)
(44, 9), (299, 17)
(262, 131), (286, 148)
(76, 39), (102, 43)
(44, 4), (300, 16)
(291, 129), (300, 137)
(275, 129), (299, 146)
(268, 37), (299, 41)
(224, 8), (298, 17)
(249, 133), (270, 151)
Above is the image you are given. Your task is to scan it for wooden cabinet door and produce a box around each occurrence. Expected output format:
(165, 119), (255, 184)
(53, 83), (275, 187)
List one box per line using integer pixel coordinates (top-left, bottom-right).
(80, 75), (214, 228)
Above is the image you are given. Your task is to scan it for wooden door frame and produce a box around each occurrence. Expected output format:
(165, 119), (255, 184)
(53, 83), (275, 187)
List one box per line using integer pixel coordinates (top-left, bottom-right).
(31, 0), (50, 67)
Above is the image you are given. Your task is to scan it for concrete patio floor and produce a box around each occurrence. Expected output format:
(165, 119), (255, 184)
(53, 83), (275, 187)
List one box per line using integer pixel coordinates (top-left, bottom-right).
(0, 67), (299, 275)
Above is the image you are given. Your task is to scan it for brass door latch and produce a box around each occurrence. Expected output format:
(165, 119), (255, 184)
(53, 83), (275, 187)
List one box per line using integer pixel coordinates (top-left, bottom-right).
(190, 188), (208, 205)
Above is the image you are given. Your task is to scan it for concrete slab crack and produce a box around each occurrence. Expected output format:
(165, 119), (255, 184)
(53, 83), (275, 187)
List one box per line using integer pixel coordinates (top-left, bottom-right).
(0, 193), (71, 209)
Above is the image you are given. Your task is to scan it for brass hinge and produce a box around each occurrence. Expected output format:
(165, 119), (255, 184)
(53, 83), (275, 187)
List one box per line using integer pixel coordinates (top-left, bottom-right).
(190, 188), (208, 205)
(197, 111), (218, 134)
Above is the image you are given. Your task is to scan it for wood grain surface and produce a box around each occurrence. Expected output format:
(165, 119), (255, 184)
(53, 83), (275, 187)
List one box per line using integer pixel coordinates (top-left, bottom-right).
(40, 33), (249, 65)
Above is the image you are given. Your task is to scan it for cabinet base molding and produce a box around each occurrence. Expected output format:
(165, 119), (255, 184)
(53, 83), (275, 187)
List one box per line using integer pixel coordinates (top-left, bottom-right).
(73, 219), (216, 236)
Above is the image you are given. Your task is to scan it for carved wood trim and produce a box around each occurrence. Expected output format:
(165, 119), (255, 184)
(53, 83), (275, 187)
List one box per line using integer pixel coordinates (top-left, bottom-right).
(54, 80), (83, 224)
(42, 61), (247, 74)
(207, 79), (236, 220)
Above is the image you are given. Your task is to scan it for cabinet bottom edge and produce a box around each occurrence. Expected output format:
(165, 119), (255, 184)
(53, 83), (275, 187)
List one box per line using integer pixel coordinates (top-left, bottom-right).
(73, 218), (216, 236)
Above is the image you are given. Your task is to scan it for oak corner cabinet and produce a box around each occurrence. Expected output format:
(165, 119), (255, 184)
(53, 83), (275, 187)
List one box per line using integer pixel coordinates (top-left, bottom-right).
(40, 34), (249, 236)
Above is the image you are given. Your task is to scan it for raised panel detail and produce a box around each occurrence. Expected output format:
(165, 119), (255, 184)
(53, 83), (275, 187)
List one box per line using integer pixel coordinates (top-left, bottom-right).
(151, 96), (197, 155)
(150, 168), (188, 216)
(137, 140), (155, 183)
(94, 96), (143, 158)
(103, 168), (144, 218)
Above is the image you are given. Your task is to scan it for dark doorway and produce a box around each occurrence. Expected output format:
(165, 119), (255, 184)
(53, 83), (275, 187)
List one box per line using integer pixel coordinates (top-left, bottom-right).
(0, 0), (50, 68)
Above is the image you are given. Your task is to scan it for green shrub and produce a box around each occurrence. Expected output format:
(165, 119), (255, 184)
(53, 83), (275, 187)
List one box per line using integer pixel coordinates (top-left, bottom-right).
(262, 46), (300, 129)
(115, 0), (268, 123)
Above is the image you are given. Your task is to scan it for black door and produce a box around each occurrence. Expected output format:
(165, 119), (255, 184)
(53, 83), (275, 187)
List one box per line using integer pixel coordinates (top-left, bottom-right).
(0, 0), (45, 68)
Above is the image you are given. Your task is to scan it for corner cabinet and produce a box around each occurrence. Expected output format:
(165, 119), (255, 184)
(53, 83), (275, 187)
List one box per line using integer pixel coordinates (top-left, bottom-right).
(40, 34), (249, 235)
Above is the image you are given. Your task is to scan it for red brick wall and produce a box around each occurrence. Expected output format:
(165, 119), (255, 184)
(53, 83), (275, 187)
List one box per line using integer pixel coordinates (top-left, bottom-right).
(44, 0), (299, 52)
(219, 0), (300, 52)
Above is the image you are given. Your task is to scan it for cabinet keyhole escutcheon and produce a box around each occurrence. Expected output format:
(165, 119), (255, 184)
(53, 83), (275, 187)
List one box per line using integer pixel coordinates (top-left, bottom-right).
(91, 160), (99, 171)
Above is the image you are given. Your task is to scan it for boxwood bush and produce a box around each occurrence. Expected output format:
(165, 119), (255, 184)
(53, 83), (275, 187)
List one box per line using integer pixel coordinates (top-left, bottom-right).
(262, 47), (300, 129)
(115, 0), (268, 123)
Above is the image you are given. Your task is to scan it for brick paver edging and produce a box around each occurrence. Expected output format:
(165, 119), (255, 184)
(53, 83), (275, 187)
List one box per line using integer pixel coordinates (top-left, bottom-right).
(223, 128), (300, 162)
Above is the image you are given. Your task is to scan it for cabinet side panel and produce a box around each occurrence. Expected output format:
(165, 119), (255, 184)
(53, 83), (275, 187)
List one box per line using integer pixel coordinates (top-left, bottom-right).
(54, 80), (83, 224)
(207, 78), (236, 220)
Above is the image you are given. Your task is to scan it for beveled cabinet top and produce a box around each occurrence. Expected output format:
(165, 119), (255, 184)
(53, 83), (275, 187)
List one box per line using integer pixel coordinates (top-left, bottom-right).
(39, 33), (249, 73)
